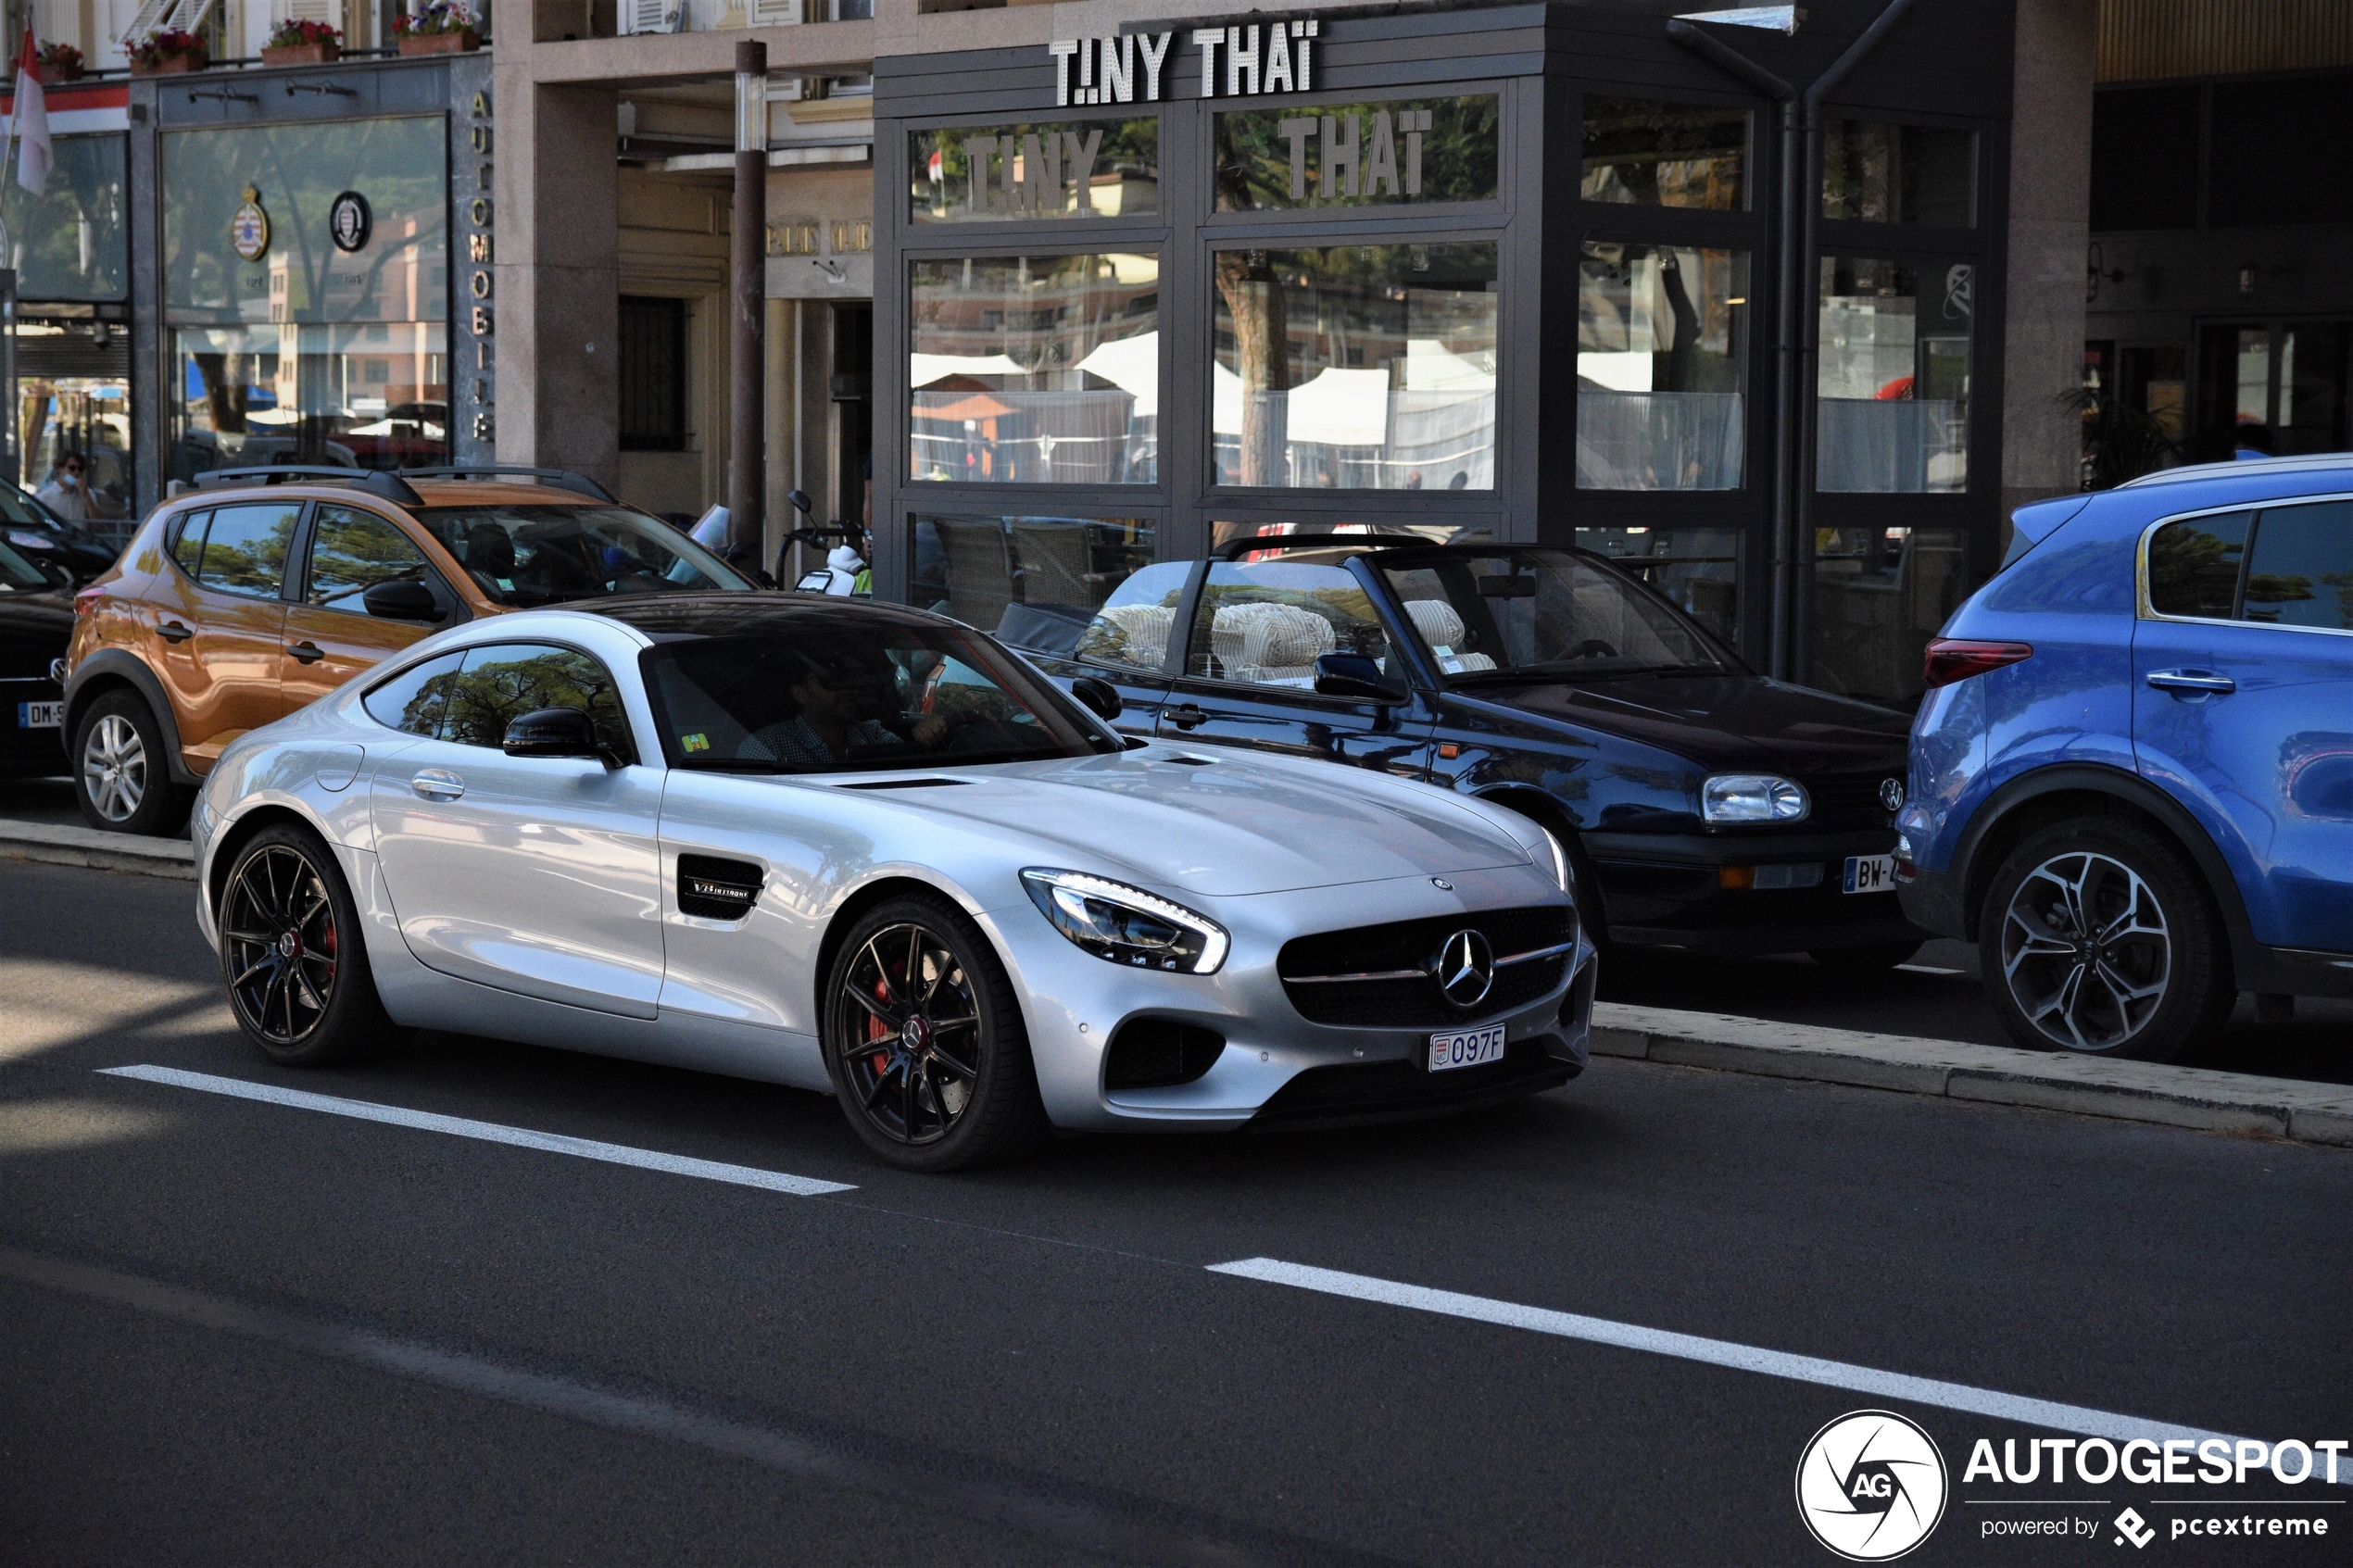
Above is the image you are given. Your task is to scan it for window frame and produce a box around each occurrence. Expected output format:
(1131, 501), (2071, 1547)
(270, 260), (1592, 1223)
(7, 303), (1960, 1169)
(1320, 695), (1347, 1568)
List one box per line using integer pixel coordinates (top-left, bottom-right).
(181, 497), (306, 604)
(2135, 495), (2353, 639)
(434, 639), (642, 761)
(293, 500), (471, 624)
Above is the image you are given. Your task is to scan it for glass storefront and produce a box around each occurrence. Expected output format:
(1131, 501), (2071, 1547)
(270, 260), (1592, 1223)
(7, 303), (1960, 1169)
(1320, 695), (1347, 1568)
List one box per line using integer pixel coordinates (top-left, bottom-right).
(909, 513), (1155, 646)
(1816, 257), (1972, 493)
(1576, 243), (1751, 490)
(1211, 241), (1498, 490)
(1821, 120), (1976, 226)
(1214, 95), (1500, 210)
(909, 253), (1160, 484)
(163, 116), (448, 482)
(1581, 97), (1747, 209)
(14, 133), (133, 519)
(1809, 524), (1970, 705)
(911, 120), (1160, 220)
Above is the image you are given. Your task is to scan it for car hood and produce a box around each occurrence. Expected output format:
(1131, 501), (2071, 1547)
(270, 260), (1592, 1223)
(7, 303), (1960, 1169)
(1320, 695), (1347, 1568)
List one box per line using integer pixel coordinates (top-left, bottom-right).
(791, 749), (1535, 897)
(1449, 673), (1911, 774)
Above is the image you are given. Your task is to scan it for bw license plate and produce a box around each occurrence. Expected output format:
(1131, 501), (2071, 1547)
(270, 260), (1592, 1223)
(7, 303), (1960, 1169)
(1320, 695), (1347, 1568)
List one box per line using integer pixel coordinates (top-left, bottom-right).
(1428, 1023), (1506, 1073)
(1843, 853), (1894, 894)
(17, 700), (61, 730)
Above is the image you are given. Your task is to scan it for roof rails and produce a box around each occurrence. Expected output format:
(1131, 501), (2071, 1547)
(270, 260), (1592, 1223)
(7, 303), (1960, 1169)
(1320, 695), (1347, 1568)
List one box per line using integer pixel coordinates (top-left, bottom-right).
(397, 466), (618, 503)
(191, 466), (424, 506)
(2117, 452), (2353, 489)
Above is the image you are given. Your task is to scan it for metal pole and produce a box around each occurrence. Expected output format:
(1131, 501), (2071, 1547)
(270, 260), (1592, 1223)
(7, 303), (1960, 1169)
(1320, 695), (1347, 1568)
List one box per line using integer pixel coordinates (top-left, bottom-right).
(0, 268), (19, 488)
(729, 41), (768, 567)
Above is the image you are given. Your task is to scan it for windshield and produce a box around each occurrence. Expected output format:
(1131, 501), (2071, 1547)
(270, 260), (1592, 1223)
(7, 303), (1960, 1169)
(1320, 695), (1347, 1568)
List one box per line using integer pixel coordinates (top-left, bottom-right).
(411, 504), (747, 607)
(0, 534), (49, 590)
(642, 615), (1116, 773)
(1378, 550), (1735, 681)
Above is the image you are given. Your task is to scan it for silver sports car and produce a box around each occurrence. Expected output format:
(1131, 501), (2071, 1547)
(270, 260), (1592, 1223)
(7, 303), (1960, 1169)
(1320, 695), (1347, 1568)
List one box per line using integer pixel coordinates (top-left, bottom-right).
(192, 596), (1596, 1171)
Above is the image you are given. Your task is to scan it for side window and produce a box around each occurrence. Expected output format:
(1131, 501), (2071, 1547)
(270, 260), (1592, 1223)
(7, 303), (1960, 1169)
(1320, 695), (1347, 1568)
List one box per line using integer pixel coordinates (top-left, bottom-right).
(169, 510), (210, 577)
(2242, 502), (2353, 631)
(360, 651), (465, 737)
(442, 643), (635, 759)
(306, 506), (450, 617)
(2146, 511), (2251, 621)
(1186, 559), (1389, 688)
(1071, 559), (1192, 672)
(194, 502), (301, 601)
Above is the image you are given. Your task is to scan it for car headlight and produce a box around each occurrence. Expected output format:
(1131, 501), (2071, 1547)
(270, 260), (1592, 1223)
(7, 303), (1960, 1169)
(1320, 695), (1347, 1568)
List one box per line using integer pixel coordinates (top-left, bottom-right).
(1702, 774), (1810, 824)
(1539, 827), (1573, 896)
(1020, 869), (1229, 975)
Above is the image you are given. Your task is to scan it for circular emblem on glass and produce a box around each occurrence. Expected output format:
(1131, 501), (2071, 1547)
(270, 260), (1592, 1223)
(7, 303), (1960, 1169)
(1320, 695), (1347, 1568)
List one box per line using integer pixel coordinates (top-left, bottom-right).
(1431, 929), (1494, 1010)
(329, 191), (371, 254)
(231, 186), (271, 263)
(1879, 777), (1906, 812)
(1794, 1410), (1947, 1562)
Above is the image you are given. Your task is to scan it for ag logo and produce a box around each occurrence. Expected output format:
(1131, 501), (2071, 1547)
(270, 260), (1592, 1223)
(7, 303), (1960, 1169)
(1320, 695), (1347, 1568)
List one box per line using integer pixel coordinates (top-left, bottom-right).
(1795, 1411), (1947, 1561)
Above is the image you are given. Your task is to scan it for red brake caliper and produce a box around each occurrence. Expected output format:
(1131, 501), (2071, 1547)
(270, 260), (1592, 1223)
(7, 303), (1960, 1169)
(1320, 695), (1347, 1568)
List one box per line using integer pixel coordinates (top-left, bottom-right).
(868, 974), (892, 1076)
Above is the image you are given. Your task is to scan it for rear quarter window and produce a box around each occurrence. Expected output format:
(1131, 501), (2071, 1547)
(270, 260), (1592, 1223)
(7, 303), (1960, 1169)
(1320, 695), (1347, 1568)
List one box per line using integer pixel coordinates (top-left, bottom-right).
(168, 509), (210, 577)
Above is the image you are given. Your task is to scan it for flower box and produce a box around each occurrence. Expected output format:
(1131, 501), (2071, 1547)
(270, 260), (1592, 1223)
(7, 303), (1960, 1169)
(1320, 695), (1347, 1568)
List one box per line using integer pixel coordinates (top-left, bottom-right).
(129, 46), (208, 75)
(35, 64), (83, 85)
(396, 29), (478, 54)
(261, 40), (341, 65)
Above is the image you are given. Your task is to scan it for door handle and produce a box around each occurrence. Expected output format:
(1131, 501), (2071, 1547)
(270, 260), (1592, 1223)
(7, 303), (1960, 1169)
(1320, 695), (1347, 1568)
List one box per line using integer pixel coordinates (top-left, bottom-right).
(157, 621), (194, 644)
(1165, 703), (1208, 731)
(409, 769), (465, 801)
(287, 641), (326, 665)
(2146, 669), (2236, 696)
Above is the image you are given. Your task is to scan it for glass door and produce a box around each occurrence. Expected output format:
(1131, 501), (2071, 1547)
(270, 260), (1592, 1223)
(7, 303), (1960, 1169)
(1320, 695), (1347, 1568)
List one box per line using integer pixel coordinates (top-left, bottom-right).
(2196, 320), (2352, 459)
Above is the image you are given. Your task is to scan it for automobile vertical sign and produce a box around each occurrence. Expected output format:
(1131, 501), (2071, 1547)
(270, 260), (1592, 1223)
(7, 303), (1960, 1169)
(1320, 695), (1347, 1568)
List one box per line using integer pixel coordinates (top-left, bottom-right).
(451, 53), (496, 466)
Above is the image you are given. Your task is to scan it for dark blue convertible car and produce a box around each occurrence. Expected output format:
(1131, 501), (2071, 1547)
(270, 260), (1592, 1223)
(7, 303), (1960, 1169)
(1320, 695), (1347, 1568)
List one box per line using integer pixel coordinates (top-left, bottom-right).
(1014, 534), (1920, 968)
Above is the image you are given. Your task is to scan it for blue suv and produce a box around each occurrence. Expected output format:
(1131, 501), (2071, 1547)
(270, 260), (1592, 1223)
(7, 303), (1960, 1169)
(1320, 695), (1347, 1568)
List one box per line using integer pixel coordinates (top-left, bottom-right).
(1898, 456), (2353, 1060)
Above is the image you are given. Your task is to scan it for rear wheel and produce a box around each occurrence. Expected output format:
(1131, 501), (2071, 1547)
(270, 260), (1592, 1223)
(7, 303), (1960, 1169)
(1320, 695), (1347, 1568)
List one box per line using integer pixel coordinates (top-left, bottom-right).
(1978, 818), (2232, 1062)
(218, 823), (400, 1065)
(822, 894), (1048, 1173)
(74, 690), (189, 837)
(1807, 940), (1924, 973)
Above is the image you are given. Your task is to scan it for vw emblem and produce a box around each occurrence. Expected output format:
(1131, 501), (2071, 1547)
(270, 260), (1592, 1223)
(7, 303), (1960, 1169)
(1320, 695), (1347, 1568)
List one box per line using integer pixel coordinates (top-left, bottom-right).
(1431, 929), (1494, 1009)
(1879, 777), (1906, 812)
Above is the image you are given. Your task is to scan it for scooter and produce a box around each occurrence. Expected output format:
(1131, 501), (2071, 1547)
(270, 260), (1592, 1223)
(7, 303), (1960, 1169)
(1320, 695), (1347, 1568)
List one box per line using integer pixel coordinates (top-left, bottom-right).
(779, 488), (868, 595)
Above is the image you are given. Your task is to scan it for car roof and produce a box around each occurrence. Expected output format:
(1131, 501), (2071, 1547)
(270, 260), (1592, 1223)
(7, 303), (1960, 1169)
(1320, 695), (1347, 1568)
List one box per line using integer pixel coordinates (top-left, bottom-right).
(578, 592), (958, 641)
(2116, 453), (2353, 490)
(170, 478), (607, 512)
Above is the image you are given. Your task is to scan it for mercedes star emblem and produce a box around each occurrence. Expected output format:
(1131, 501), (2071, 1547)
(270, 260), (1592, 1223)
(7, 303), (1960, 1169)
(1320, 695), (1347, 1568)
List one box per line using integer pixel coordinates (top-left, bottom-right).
(1432, 929), (1494, 1009)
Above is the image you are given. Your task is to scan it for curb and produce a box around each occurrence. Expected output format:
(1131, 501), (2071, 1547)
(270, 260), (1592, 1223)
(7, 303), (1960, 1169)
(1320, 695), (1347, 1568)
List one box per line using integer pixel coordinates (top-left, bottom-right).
(0, 817), (195, 881)
(1591, 1002), (2353, 1149)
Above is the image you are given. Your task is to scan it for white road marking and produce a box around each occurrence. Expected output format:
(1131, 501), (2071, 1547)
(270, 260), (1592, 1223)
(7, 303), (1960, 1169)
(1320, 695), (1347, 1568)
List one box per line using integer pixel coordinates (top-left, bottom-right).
(1207, 1258), (2246, 1447)
(1896, 963), (1969, 976)
(97, 1065), (856, 1197)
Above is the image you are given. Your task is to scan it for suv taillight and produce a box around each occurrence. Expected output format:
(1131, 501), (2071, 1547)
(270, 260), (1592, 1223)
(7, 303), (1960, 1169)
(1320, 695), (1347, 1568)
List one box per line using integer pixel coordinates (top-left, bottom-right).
(72, 585), (105, 619)
(1923, 638), (2032, 688)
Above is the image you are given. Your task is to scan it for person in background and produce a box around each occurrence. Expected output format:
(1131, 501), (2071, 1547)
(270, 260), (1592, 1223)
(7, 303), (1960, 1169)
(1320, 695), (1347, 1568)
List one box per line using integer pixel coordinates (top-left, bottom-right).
(35, 453), (92, 521)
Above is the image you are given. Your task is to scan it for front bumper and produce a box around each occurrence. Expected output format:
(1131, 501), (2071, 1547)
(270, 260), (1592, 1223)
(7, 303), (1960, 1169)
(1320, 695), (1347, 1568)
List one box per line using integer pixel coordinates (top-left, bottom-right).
(975, 863), (1593, 1134)
(1895, 859), (1969, 941)
(1583, 825), (1924, 955)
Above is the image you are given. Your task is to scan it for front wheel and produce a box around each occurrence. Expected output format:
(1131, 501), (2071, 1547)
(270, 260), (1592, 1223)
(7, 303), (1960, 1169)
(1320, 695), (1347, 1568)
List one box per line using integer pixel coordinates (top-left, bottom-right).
(1978, 818), (2232, 1061)
(74, 691), (190, 837)
(821, 895), (1049, 1173)
(219, 823), (402, 1065)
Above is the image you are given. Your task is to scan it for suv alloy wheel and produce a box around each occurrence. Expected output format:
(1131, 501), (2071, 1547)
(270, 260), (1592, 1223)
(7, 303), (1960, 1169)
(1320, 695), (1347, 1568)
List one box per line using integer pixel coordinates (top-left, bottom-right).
(73, 691), (189, 837)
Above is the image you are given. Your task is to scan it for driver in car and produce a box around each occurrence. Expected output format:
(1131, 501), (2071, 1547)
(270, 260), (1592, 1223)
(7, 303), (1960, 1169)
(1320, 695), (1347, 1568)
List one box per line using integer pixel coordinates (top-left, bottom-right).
(742, 653), (950, 767)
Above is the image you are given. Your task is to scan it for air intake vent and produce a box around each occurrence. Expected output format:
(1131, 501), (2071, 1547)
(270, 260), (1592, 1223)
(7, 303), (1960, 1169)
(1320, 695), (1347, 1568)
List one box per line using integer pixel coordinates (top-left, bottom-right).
(1103, 1020), (1226, 1090)
(836, 777), (971, 790)
(678, 854), (763, 921)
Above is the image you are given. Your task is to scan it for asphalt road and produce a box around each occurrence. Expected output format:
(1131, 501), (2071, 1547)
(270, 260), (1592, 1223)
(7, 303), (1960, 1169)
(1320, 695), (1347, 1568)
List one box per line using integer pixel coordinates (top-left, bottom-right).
(3, 857), (2347, 1566)
(6, 770), (2346, 1086)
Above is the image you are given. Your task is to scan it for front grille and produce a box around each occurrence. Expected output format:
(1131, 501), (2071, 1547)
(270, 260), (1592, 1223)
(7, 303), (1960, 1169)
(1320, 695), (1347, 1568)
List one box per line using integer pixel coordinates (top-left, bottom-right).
(1250, 1038), (1578, 1128)
(1277, 905), (1575, 1028)
(1806, 772), (1900, 820)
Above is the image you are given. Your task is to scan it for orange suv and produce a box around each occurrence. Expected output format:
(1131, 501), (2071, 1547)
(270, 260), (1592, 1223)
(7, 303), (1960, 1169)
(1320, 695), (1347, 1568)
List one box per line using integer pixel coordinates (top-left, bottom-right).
(62, 465), (752, 834)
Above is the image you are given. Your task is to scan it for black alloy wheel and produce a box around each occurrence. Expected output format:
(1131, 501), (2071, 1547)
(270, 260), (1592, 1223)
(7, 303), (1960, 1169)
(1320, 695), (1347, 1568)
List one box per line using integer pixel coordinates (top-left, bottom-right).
(1978, 817), (2232, 1062)
(822, 895), (1047, 1173)
(218, 823), (399, 1065)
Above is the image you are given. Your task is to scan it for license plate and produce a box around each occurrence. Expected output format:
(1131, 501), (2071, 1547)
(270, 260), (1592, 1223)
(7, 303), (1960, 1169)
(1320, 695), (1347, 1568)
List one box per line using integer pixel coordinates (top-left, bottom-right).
(1843, 853), (1894, 894)
(1428, 1023), (1506, 1073)
(17, 700), (61, 730)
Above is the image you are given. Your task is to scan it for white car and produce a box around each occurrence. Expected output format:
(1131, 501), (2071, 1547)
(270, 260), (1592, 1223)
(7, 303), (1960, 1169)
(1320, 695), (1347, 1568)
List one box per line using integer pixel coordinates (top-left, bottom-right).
(193, 595), (1596, 1171)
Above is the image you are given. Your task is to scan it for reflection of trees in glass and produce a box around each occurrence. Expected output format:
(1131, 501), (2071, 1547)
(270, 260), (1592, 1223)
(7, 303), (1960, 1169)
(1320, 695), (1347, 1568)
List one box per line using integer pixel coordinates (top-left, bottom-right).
(441, 649), (629, 754)
(1214, 250), (1289, 485)
(1214, 95), (1499, 211)
(14, 135), (128, 300)
(2147, 519), (2247, 617)
(308, 508), (430, 608)
(909, 119), (1158, 220)
(195, 511), (297, 595)
(1581, 98), (1745, 209)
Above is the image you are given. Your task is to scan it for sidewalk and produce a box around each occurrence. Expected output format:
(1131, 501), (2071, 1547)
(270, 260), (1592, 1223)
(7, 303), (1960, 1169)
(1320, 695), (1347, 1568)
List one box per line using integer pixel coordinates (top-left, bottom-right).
(4, 814), (2347, 1149)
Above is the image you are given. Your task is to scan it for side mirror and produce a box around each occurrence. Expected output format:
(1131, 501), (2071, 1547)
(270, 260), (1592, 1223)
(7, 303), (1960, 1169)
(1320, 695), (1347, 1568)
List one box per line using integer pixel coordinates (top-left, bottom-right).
(786, 488), (813, 517)
(503, 707), (604, 762)
(1070, 675), (1122, 721)
(363, 578), (444, 622)
(1314, 652), (1411, 704)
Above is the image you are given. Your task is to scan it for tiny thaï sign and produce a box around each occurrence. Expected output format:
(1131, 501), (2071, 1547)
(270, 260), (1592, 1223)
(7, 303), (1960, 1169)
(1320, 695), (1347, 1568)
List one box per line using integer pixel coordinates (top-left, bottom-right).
(1049, 19), (1318, 106)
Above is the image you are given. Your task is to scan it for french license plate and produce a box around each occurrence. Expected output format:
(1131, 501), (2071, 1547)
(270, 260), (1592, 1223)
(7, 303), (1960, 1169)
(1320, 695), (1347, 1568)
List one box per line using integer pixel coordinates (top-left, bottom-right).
(1428, 1023), (1506, 1073)
(17, 700), (61, 730)
(1843, 853), (1894, 894)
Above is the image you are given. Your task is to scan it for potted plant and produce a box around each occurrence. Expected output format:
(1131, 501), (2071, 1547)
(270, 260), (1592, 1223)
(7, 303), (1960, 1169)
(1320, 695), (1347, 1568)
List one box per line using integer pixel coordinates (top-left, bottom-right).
(34, 42), (84, 85)
(126, 29), (208, 75)
(260, 18), (341, 65)
(395, 2), (479, 55)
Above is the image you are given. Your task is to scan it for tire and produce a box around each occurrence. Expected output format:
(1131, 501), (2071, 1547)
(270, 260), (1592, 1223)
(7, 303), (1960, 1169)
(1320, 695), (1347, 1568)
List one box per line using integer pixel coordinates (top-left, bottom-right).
(1807, 940), (1925, 973)
(74, 690), (190, 837)
(218, 822), (402, 1066)
(821, 894), (1049, 1173)
(1978, 817), (2233, 1062)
